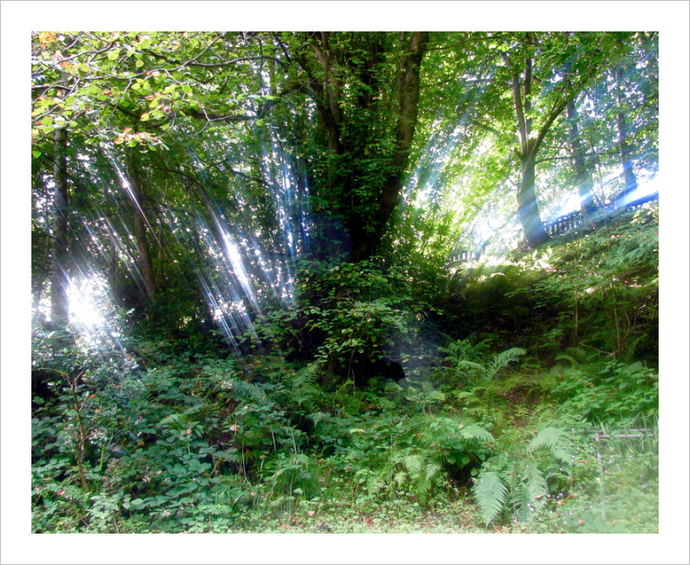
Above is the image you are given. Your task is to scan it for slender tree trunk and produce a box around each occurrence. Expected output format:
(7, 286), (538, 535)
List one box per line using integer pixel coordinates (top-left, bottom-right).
(615, 66), (638, 202)
(502, 40), (551, 250)
(105, 222), (122, 306)
(566, 100), (597, 213)
(125, 153), (158, 302)
(517, 148), (551, 248)
(50, 126), (70, 328)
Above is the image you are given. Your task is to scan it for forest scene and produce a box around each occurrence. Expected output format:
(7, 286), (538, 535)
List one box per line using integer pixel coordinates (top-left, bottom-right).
(26, 28), (664, 535)
(1, 5), (685, 560)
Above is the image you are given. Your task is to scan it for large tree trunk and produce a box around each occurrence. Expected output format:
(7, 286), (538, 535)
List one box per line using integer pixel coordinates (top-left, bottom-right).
(566, 100), (597, 214)
(50, 126), (70, 329)
(502, 40), (551, 250)
(299, 32), (428, 263)
(347, 31), (428, 263)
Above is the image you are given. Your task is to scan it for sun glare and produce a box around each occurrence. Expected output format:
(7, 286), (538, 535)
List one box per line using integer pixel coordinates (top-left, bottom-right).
(67, 275), (123, 348)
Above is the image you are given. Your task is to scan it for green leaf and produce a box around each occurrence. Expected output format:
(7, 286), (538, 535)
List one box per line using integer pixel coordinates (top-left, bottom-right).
(458, 424), (494, 443)
(529, 427), (573, 464)
(473, 471), (508, 526)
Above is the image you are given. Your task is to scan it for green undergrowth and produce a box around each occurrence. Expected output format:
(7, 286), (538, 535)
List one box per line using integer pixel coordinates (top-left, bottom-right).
(31, 325), (658, 534)
(31, 214), (658, 533)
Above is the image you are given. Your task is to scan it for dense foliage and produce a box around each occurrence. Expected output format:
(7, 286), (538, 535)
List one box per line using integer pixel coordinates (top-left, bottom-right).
(30, 31), (660, 536)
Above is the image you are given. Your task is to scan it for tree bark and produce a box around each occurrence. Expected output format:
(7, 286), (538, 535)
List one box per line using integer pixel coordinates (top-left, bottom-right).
(125, 153), (158, 302)
(517, 147), (551, 248)
(297, 32), (429, 263)
(50, 126), (71, 328)
(502, 41), (551, 250)
(566, 100), (597, 214)
(347, 31), (429, 262)
(615, 66), (638, 202)
(502, 34), (597, 248)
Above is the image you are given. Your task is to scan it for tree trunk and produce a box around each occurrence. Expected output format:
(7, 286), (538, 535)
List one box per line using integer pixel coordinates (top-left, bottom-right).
(615, 66), (638, 202)
(517, 148), (551, 249)
(50, 126), (70, 329)
(566, 100), (597, 214)
(347, 31), (428, 263)
(502, 41), (551, 250)
(125, 153), (158, 302)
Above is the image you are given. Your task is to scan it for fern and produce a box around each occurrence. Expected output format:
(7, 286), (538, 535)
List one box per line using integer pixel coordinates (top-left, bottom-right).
(159, 413), (185, 427)
(473, 471), (508, 526)
(424, 460), (442, 483)
(232, 378), (266, 401)
(403, 454), (424, 475)
(414, 470), (434, 502)
(390, 453), (445, 503)
(457, 348), (526, 383)
(522, 463), (548, 499)
(290, 365), (320, 407)
(486, 348), (526, 381)
(554, 354), (579, 367)
(513, 483), (535, 524)
(473, 427), (576, 526)
(458, 424), (495, 443)
(393, 470), (407, 486)
(456, 360), (487, 374)
(529, 427), (573, 464)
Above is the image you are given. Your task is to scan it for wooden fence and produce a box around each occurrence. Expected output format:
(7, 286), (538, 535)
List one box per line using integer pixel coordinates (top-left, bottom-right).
(450, 189), (658, 264)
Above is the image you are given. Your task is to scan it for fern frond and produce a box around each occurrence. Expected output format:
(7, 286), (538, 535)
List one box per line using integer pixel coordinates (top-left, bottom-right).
(393, 470), (408, 486)
(415, 477), (432, 502)
(529, 427), (573, 464)
(234, 379), (265, 400)
(159, 413), (185, 426)
(458, 424), (495, 444)
(425, 460), (443, 482)
(403, 454), (424, 476)
(457, 360), (487, 376)
(554, 354), (578, 367)
(297, 363), (320, 384)
(522, 463), (548, 499)
(473, 471), (508, 526)
(513, 483), (535, 525)
(486, 348), (526, 380)
(307, 411), (329, 426)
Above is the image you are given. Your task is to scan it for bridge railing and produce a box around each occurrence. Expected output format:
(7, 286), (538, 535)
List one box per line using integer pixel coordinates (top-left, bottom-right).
(449, 190), (658, 265)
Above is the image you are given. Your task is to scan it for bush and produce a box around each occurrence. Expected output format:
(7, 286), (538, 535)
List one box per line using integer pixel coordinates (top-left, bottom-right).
(254, 258), (431, 387)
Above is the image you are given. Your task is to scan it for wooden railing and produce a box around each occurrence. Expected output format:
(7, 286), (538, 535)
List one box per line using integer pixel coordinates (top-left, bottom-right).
(545, 189), (658, 236)
(545, 209), (585, 236)
(449, 189), (658, 264)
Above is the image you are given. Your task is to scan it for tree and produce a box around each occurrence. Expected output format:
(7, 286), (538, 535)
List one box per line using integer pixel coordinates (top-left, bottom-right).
(614, 53), (639, 201)
(122, 150), (159, 301)
(30, 31), (658, 351)
(286, 32), (429, 262)
(566, 99), (597, 213)
(557, 33), (658, 209)
(49, 124), (70, 329)
(494, 32), (622, 248)
(608, 33), (658, 206)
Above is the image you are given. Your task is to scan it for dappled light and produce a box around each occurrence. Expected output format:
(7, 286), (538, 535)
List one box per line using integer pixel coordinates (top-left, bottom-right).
(28, 31), (662, 542)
